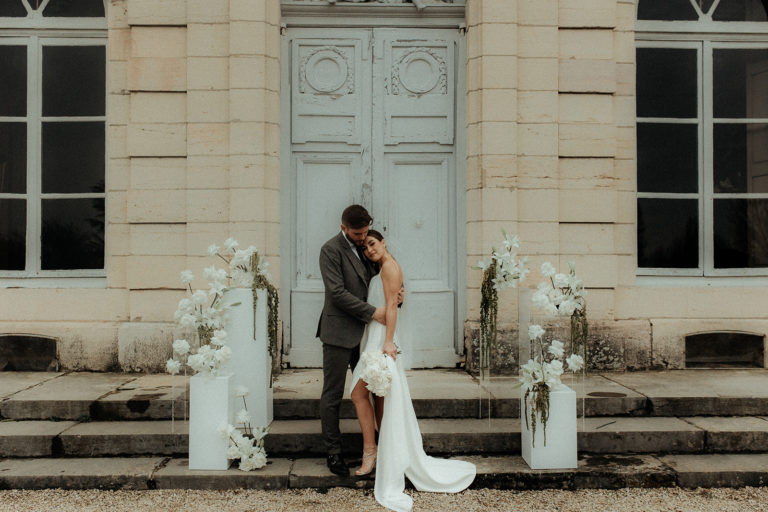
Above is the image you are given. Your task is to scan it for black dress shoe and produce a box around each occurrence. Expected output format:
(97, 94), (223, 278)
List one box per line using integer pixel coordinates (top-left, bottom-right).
(327, 454), (349, 476)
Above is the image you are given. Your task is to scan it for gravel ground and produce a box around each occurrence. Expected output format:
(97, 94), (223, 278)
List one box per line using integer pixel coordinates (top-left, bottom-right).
(0, 487), (766, 512)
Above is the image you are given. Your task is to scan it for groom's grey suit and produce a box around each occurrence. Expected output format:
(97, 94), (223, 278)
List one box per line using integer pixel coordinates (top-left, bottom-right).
(317, 232), (377, 454)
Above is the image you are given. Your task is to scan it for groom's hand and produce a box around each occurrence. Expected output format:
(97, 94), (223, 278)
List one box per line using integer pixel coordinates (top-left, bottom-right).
(397, 286), (405, 308)
(373, 307), (387, 325)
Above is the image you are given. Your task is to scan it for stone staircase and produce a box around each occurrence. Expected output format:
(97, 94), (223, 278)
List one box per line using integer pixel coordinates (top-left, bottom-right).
(1, 369), (768, 489)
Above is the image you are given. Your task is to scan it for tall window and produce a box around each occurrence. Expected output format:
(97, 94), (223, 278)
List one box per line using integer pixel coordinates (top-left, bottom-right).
(0, 0), (106, 278)
(636, 0), (768, 276)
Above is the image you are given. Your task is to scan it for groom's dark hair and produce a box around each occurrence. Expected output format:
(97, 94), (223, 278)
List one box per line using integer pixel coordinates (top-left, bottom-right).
(341, 204), (373, 229)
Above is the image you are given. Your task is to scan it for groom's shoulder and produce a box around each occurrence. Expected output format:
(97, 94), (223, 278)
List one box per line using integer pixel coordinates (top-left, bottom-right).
(320, 233), (343, 254)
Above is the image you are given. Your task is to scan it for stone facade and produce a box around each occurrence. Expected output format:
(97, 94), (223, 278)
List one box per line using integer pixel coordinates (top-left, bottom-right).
(1, 0), (767, 372)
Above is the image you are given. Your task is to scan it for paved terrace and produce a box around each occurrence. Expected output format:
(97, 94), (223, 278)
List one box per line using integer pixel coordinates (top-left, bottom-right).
(0, 369), (767, 490)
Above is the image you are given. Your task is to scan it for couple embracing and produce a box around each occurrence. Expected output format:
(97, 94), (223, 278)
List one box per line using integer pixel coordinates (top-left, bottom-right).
(316, 205), (476, 512)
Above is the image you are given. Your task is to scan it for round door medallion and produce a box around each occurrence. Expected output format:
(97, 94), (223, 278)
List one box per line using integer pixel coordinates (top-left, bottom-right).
(397, 50), (441, 94)
(305, 49), (349, 93)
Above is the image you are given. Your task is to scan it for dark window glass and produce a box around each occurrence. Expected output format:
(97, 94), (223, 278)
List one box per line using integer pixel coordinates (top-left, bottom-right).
(714, 123), (768, 193)
(637, 48), (698, 118)
(43, 0), (105, 17)
(0, 199), (26, 270)
(42, 122), (104, 194)
(41, 198), (104, 270)
(638, 198), (699, 268)
(0, 123), (27, 194)
(638, 0), (699, 20)
(42, 46), (105, 117)
(713, 49), (768, 118)
(637, 123), (699, 193)
(712, 0), (768, 21)
(714, 199), (768, 268)
(699, 0), (717, 15)
(0, 46), (27, 117)
(0, 1), (27, 17)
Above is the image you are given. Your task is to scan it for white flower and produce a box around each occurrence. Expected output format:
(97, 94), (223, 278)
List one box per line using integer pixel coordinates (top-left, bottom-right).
(187, 354), (204, 372)
(236, 409), (251, 425)
(566, 354), (584, 372)
(502, 230), (520, 251)
(359, 352), (392, 397)
(180, 270), (195, 284)
(553, 273), (569, 288)
(210, 329), (228, 346)
(543, 360), (563, 389)
(531, 289), (551, 310)
(235, 385), (249, 397)
(215, 345), (232, 363)
(476, 259), (491, 272)
(165, 358), (181, 375)
(548, 339), (565, 358)
(217, 424), (233, 439)
(559, 297), (579, 316)
(173, 339), (190, 356)
(224, 237), (239, 253)
(207, 244), (220, 257)
(519, 359), (540, 391)
(191, 290), (208, 305)
(540, 261), (556, 278)
(528, 324), (545, 340)
(239, 451), (267, 471)
(252, 426), (269, 441)
(209, 280), (227, 297)
(227, 445), (242, 459)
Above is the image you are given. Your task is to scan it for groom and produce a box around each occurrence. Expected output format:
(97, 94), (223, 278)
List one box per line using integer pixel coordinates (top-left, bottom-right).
(316, 204), (387, 476)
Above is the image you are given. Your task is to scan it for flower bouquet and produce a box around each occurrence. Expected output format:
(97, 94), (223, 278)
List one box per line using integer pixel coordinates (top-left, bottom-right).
(359, 351), (393, 397)
(218, 385), (269, 471)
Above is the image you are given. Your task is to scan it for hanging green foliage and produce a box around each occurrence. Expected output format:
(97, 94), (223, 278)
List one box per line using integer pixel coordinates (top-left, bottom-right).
(479, 262), (498, 379)
(251, 253), (280, 386)
(523, 381), (551, 448)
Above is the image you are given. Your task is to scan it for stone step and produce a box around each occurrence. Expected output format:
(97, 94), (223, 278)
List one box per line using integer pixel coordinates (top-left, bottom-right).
(3, 370), (768, 421)
(1, 453), (768, 490)
(2, 416), (768, 458)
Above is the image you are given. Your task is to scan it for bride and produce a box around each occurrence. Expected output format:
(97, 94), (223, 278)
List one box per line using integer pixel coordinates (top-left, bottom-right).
(349, 230), (476, 512)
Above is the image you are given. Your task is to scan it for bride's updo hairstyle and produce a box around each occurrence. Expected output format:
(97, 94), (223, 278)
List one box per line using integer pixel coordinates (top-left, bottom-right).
(367, 229), (384, 243)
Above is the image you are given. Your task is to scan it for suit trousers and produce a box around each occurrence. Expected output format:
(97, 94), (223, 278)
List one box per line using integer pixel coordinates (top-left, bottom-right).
(320, 342), (361, 455)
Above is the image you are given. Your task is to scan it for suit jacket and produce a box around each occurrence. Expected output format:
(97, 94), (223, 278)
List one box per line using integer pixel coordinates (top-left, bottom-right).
(316, 232), (377, 349)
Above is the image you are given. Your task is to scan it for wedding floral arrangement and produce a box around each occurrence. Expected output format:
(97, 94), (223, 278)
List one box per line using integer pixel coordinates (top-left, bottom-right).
(166, 238), (268, 377)
(217, 385), (269, 471)
(531, 261), (589, 359)
(475, 230), (530, 378)
(521, 323), (584, 447)
(359, 351), (393, 397)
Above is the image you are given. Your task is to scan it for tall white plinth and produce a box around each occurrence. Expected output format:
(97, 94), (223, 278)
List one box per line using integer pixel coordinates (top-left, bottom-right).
(189, 374), (232, 470)
(223, 287), (273, 427)
(521, 384), (577, 470)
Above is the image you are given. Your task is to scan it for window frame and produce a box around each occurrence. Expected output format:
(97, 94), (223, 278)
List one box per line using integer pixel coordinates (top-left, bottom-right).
(636, 2), (768, 277)
(0, 4), (107, 282)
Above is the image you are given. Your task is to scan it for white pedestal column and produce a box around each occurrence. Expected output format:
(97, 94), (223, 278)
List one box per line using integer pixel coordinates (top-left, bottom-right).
(521, 384), (577, 470)
(223, 287), (274, 427)
(189, 374), (232, 470)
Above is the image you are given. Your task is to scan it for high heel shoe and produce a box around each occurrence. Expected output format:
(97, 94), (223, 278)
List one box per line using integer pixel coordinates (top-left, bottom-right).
(355, 446), (377, 476)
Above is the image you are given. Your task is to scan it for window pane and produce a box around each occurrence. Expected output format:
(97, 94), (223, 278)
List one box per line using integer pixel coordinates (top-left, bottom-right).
(714, 199), (768, 268)
(637, 123), (699, 193)
(0, 199), (26, 270)
(42, 46), (105, 117)
(712, 0), (768, 21)
(638, 198), (699, 268)
(0, 46), (27, 117)
(700, 0), (717, 15)
(41, 198), (104, 270)
(0, 123), (26, 194)
(42, 122), (104, 194)
(637, 48), (698, 118)
(638, 0), (699, 21)
(0, 1), (27, 17)
(713, 49), (768, 118)
(43, 0), (105, 17)
(714, 123), (768, 193)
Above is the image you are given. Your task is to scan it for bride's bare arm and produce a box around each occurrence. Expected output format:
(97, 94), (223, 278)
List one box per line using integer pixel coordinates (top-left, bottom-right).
(380, 261), (402, 359)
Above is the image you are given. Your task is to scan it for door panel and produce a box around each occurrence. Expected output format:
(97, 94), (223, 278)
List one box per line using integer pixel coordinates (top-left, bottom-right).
(286, 27), (461, 368)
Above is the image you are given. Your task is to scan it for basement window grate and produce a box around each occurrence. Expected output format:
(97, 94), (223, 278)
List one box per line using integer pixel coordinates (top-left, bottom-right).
(685, 332), (765, 368)
(0, 335), (58, 371)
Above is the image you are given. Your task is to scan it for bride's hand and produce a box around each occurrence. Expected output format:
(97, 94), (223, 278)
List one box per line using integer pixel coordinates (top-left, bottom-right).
(383, 341), (397, 360)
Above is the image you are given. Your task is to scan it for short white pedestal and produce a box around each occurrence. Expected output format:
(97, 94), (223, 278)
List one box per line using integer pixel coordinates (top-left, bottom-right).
(521, 384), (577, 470)
(223, 287), (273, 427)
(189, 374), (232, 470)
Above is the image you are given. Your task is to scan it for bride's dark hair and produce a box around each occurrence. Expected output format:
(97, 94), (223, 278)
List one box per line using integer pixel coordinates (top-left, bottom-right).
(367, 229), (384, 242)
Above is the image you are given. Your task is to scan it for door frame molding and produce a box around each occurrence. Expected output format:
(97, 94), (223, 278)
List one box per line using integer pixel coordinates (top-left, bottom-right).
(279, 6), (467, 363)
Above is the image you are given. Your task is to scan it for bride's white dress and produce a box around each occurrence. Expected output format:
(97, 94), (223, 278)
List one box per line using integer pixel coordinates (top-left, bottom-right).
(350, 274), (476, 512)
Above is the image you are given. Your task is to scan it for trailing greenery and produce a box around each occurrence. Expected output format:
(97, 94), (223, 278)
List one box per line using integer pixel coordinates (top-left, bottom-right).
(524, 381), (550, 447)
(478, 262), (498, 379)
(570, 305), (589, 367)
(251, 253), (280, 386)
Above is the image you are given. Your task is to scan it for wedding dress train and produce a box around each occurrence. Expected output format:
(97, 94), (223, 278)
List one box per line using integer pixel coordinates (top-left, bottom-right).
(350, 274), (476, 512)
